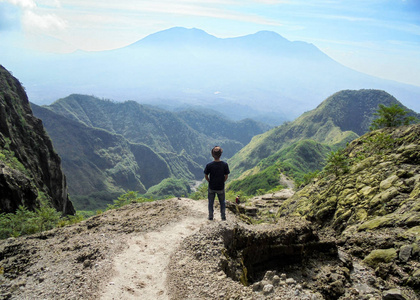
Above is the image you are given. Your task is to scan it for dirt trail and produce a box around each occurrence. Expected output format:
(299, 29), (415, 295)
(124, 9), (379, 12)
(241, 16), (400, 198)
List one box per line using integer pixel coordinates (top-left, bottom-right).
(100, 199), (208, 300)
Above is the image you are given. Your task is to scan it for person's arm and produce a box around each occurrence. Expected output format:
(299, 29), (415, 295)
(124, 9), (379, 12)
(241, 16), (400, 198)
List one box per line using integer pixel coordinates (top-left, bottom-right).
(205, 174), (210, 182)
(224, 174), (228, 182)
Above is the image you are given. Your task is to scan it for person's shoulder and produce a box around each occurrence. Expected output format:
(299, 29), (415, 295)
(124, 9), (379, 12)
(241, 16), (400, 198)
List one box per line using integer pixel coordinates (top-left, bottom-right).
(206, 161), (217, 167)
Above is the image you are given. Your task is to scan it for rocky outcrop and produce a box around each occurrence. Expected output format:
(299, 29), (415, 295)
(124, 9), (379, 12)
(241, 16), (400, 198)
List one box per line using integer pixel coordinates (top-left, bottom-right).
(279, 124), (420, 294)
(0, 65), (74, 215)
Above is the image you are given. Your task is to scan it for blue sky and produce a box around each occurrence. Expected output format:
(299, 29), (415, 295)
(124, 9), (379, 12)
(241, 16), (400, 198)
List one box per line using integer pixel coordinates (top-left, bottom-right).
(1, 0), (420, 86)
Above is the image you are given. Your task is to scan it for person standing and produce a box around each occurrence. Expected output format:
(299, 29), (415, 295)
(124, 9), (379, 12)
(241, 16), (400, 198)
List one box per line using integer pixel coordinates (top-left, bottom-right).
(204, 146), (230, 221)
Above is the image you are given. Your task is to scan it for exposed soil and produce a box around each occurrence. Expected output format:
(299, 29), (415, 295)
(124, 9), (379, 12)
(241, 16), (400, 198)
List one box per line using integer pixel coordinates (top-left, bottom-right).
(0, 198), (418, 300)
(100, 198), (208, 299)
(0, 198), (203, 300)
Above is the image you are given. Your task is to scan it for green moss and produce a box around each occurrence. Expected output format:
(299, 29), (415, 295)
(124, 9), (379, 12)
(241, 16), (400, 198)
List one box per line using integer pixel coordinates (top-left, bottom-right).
(363, 248), (397, 268)
(333, 209), (352, 227)
(410, 184), (420, 200)
(315, 206), (335, 222)
(358, 216), (394, 231)
(354, 209), (368, 222)
(403, 226), (420, 242)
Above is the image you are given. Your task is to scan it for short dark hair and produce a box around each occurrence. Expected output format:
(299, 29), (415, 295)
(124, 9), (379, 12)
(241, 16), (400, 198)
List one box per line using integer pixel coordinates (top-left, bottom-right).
(212, 146), (223, 158)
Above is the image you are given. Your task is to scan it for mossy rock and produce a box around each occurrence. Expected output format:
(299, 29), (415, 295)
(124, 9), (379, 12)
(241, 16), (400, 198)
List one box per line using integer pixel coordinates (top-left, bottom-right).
(333, 209), (352, 229)
(315, 206), (335, 222)
(354, 209), (368, 222)
(358, 215), (394, 231)
(402, 226), (420, 242)
(363, 248), (397, 268)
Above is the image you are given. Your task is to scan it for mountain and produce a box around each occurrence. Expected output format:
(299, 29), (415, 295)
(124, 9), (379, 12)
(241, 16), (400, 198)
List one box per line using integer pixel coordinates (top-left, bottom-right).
(3, 27), (420, 125)
(0, 65), (75, 215)
(31, 94), (268, 209)
(175, 109), (271, 146)
(228, 89), (420, 194)
(31, 104), (173, 192)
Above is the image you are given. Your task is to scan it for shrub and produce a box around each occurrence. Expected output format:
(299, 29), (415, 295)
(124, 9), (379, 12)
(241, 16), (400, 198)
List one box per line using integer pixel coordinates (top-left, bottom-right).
(0, 204), (61, 239)
(324, 149), (349, 176)
(189, 183), (208, 200)
(106, 191), (153, 210)
(370, 104), (418, 130)
(0, 138), (27, 174)
(298, 170), (320, 187)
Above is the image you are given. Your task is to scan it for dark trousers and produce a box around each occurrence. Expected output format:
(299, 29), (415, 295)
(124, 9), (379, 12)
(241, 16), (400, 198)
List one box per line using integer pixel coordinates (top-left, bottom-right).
(208, 189), (226, 220)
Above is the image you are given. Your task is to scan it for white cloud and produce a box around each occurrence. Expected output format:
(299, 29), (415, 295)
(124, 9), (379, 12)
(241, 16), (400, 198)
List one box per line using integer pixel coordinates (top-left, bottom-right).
(37, 0), (61, 7)
(2, 0), (68, 32)
(23, 10), (67, 31)
(5, 0), (36, 9)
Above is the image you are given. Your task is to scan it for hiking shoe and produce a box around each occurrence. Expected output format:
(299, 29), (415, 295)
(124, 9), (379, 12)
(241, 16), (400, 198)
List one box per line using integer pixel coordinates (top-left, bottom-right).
(208, 217), (213, 220)
(221, 217), (226, 221)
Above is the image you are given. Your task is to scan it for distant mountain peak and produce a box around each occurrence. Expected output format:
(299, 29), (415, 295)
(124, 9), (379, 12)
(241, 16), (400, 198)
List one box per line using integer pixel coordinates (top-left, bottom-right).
(249, 30), (288, 41)
(132, 26), (218, 47)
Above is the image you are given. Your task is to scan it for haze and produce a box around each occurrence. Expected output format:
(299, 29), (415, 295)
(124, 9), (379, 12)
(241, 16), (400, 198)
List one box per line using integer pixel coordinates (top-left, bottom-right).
(1, 0), (419, 86)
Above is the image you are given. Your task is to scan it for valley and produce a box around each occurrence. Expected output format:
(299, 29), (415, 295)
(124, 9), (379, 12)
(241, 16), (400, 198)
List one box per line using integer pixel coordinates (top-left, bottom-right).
(31, 94), (269, 210)
(1, 38), (419, 299)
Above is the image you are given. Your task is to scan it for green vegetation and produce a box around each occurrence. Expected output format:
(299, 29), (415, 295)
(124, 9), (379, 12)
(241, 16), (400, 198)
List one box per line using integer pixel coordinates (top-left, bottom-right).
(228, 90), (419, 194)
(0, 192), (83, 239)
(229, 164), (283, 195)
(146, 177), (191, 199)
(31, 94), (269, 211)
(0, 138), (27, 175)
(323, 149), (350, 176)
(370, 103), (418, 130)
(106, 191), (153, 210)
(71, 191), (121, 211)
(228, 140), (330, 195)
(299, 170), (320, 187)
(189, 183), (208, 200)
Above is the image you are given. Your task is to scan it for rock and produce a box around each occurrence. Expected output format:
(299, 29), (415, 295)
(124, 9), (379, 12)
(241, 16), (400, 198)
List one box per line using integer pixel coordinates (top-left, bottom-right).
(382, 288), (407, 300)
(264, 270), (275, 280)
(272, 189), (294, 200)
(363, 248), (397, 268)
(83, 260), (92, 268)
(252, 282), (262, 291)
(280, 273), (287, 280)
(262, 284), (274, 295)
(286, 278), (296, 285)
(375, 262), (393, 279)
(398, 245), (412, 262)
(380, 175), (399, 190)
(338, 249), (353, 269)
(324, 280), (345, 299)
(272, 275), (280, 286)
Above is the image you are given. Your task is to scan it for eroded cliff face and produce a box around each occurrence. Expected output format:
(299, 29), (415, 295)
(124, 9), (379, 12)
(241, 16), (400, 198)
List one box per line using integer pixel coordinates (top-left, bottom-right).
(0, 65), (75, 215)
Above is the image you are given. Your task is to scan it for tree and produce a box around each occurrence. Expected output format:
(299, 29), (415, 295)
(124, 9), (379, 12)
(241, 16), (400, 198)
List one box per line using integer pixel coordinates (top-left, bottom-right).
(370, 104), (417, 130)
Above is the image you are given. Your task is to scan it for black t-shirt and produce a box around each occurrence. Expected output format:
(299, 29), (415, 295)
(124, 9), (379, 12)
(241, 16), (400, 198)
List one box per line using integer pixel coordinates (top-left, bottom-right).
(204, 161), (230, 190)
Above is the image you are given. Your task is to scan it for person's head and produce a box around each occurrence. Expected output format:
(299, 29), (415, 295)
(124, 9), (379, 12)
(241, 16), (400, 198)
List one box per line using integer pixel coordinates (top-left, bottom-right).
(211, 146), (223, 159)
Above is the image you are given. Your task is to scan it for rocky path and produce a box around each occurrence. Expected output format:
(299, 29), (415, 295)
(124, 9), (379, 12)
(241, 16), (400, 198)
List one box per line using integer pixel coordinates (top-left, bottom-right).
(100, 199), (208, 300)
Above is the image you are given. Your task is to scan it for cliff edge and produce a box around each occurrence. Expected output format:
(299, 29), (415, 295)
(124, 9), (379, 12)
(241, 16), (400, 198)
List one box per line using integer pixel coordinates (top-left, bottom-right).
(0, 65), (74, 215)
